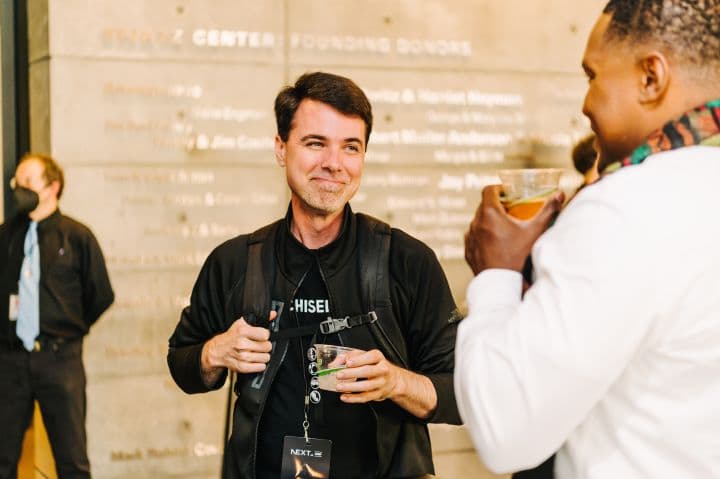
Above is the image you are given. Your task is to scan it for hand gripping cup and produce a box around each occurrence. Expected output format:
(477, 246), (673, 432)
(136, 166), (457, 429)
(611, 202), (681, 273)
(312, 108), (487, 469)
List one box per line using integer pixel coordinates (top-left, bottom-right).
(314, 344), (357, 392)
(498, 168), (563, 220)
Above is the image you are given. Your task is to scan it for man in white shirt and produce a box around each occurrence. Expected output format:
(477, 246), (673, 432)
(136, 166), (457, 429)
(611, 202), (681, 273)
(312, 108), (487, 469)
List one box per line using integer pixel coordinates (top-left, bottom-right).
(456, 1), (720, 478)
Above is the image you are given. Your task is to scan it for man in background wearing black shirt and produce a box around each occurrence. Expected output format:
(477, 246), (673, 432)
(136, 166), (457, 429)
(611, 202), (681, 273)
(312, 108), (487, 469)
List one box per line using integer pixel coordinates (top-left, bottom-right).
(168, 72), (461, 478)
(0, 153), (114, 479)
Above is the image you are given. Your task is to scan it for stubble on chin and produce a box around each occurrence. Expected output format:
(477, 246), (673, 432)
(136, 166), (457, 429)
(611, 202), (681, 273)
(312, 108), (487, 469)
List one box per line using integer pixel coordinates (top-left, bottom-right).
(300, 191), (345, 216)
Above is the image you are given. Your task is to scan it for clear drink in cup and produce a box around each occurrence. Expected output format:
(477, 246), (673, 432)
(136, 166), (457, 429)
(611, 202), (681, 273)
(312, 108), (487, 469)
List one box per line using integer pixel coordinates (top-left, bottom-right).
(314, 344), (358, 391)
(498, 168), (563, 220)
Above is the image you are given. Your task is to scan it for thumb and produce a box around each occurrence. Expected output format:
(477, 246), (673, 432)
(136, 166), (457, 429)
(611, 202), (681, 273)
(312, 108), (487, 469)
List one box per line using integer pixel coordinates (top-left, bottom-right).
(531, 191), (565, 231)
(232, 316), (249, 330)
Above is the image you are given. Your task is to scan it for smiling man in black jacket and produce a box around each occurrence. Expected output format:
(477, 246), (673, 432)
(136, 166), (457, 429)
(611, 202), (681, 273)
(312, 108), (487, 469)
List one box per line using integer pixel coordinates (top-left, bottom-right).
(167, 72), (461, 479)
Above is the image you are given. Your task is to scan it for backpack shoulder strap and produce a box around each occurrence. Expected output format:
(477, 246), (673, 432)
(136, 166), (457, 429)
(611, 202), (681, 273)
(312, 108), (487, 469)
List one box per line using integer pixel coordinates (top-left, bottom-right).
(356, 213), (409, 369)
(241, 221), (278, 326)
(356, 213), (390, 310)
(223, 221), (278, 445)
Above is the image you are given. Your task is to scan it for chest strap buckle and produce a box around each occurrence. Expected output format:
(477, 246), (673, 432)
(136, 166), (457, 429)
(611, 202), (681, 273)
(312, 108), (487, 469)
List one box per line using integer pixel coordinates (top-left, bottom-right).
(319, 311), (377, 335)
(319, 316), (348, 334)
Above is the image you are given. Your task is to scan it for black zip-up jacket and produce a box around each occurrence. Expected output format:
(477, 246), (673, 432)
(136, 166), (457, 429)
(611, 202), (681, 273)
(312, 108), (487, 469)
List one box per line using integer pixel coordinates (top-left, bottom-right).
(1, 210), (114, 344)
(167, 206), (461, 478)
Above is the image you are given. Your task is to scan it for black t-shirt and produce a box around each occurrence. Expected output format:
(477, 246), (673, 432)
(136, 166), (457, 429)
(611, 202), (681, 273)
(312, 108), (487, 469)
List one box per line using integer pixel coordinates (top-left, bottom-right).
(256, 259), (377, 479)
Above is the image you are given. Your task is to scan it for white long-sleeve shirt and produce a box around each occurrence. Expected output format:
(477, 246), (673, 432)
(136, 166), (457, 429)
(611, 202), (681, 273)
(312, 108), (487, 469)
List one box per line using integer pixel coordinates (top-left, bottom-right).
(456, 146), (720, 478)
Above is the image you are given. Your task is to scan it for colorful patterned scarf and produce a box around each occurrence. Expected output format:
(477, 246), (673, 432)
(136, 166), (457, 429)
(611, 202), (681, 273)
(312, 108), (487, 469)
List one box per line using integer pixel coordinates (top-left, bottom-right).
(602, 98), (720, 176)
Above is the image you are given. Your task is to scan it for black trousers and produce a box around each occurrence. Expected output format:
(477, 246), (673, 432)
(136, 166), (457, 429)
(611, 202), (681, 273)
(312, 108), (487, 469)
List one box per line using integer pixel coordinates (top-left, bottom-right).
(0, 339), (90, 479)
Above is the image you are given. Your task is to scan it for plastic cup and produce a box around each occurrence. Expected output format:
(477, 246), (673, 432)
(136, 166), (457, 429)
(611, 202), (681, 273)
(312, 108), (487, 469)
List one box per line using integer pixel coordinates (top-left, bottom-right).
(498, 168), (563, 220)
(314, 344), (357, 392)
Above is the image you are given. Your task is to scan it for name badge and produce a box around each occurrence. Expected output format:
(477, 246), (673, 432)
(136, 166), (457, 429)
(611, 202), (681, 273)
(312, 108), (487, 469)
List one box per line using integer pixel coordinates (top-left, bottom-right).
(281, 435), (331, 479)
(8, 294), (19, 321)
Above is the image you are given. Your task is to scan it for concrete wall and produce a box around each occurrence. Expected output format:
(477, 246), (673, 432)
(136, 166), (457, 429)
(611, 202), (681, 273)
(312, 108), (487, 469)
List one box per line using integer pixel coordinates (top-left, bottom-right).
(27, 1), (605, 477)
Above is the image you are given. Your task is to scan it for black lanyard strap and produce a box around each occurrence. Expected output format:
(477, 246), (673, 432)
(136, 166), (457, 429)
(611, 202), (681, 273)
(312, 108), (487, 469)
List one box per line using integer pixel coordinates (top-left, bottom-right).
(269, 324), (318, 341)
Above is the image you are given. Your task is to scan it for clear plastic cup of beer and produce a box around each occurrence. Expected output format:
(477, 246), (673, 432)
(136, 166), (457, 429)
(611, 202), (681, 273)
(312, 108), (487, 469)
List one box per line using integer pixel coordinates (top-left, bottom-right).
(498, 168), (563, 219)
(314, 344), (359, 391)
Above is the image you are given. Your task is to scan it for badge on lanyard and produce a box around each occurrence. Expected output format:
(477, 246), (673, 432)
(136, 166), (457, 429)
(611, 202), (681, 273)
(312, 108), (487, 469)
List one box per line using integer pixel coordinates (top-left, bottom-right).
(280, 435), (332, 479)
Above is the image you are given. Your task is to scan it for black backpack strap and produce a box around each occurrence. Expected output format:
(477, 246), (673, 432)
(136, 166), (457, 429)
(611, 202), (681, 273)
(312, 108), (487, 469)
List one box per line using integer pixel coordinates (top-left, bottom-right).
(319, 312), (377, 335)
(241, 223), (277, 326)
(268, 312), (378, 341)
(356, 213), (390, 310)
(356, 214), (409, 369)
(355, 214), (411, 478)
(224, 222), (278, 445)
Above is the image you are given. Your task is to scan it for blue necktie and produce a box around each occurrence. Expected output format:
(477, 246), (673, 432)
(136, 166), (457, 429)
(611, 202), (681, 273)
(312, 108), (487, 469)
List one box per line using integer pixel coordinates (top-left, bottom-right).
(17, 221), (40, 351)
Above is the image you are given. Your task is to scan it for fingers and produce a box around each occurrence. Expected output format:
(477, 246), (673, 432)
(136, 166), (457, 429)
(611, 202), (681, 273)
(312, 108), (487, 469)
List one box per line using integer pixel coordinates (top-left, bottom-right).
(209, 317), (273, 375)
(231, 317), (271, 342)
(234, 335), (272, 353)
(340, 390), (382, 403)
(204, 314), (279, 375)
(226, 347), (271, 374)
(481, 184), (505, 211)
(336, 364), (384, 381)
(230, 350), (271, 364)
(328, 354), (350, 369)
(466, 185), (507, 275)
(469, 184), (505, 229)
(345, 349), (383, 368)
(337, 375), (387, 403)
(243, 325), (271, 342)
(477, 184), (513, 229)
(335, 349), (394, 402)
(337, 377), (384, 394)
(473, 184), (507, 228)
(210, 345), (270, 374)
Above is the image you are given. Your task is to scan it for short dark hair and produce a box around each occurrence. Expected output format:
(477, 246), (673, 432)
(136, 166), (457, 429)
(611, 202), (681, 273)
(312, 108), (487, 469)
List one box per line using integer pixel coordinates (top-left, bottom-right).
(18, 153), (65, 199)
(274, 72), (373, 145)
(602, 0), (720, 69)
(572, 134), (598, 175)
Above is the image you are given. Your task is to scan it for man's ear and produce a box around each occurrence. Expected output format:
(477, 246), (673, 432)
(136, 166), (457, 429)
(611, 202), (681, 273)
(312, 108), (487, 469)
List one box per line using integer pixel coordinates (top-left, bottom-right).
(638, 51), (670, 104)
(47, 180), (61, 200)
(274, 134), (286, 167)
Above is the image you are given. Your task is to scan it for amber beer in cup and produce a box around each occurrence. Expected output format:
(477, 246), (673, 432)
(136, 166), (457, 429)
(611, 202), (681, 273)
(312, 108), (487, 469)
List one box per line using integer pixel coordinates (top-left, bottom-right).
(498, 168), (563, 220)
